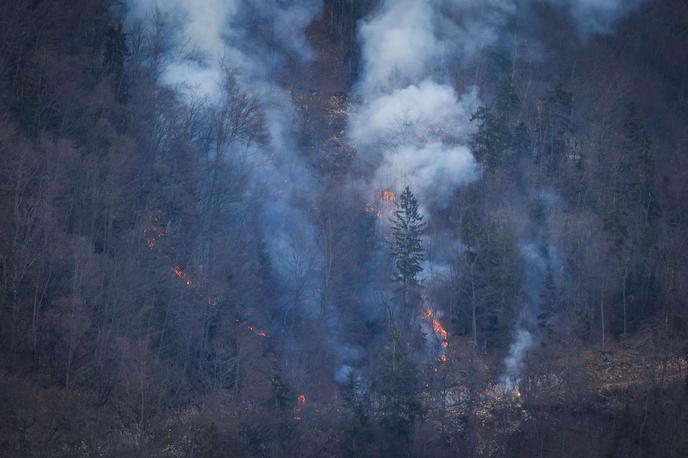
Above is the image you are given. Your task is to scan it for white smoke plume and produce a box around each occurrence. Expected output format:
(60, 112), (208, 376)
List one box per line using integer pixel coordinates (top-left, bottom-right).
(545, 0), (643, 36)
(500, 223), (565, 391)
(351, 0), (643, 382)
(126, 0), (325, 319)
(499, 241), (544, 390)
(127, 0), (321, 97)
(125, 0), (645, 385)
(347, 0), (521, 206)
(501, 328), (534, 389)
(348, 0), (645, 203)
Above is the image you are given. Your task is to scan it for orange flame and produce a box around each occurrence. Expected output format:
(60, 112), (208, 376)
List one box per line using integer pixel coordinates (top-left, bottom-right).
(432, 319), (448, 341)
(293, 394), (307, 421)
(174, 266), (185, 278)
(375, 188), (398, 204)
(422, 296), (449, 365)
(365, 188), (399, 220)
(144, 213), (166, 250)
(248, 325), (268, 337)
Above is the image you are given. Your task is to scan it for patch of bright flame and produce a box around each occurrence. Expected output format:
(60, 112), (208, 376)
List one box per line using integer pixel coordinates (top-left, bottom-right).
(248, 325), (268, 337)
(173, 266), (199, 289)
(364, 188), (399, 220)
(432, 318), (448, 341)
(293, 394), (307, 421)
(145, 213), (269, 349)
(375, 188), (398, 204)
(422, 297), (449, 366)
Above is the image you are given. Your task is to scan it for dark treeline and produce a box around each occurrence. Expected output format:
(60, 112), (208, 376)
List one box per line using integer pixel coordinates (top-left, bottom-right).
(1, 0), (688, 457)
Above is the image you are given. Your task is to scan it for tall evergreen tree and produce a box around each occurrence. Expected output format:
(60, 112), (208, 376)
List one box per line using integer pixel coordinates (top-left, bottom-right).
(389, 186), (425, 310)
(537, 82), (573, 179)
(470, 106), (512, 172)
(343, 371), (373, 457)
(378, 328), (422, 456)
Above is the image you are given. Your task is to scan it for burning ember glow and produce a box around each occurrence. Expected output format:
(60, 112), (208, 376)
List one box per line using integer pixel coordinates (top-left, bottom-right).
(421, 295), (450, 367)
(375, 188), (398, 204)
(293, 394), (307, 421)
(144, 213), (271, 346)
(172, 265), (200, 289)
(433, 318), (448, 342)
(363, 203), (382, 219)
(364, 188), (399, 220)
(247, 325), (268, 337)
(144, 213), (166, 250)
(479, 383), (524, 409)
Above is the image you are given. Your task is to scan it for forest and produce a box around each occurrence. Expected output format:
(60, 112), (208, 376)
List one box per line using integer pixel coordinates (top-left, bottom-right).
(1, 0), (687, 456)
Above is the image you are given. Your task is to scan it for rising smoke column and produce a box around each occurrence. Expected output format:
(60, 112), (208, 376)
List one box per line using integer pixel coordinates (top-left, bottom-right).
(125, 1), (326, 338)
(348, 0), (512, 205)
(345, 0), (516, 378)
(499, 241), (545, 391)
(495, 0), (646, 391)
(126, 0), (390, 385)
(544, 0), (644, 36)
(126, 0), (647, 386)
(349, 0), (645, 386)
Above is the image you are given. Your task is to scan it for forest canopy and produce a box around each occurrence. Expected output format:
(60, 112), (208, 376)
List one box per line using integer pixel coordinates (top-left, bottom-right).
(1, 0), (687, 456)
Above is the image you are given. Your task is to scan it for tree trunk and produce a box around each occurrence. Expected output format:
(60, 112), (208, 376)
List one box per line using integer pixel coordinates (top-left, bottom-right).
(622, 261), (629, 336)
(600, 293), (606, 352)
(471, 261), (478, 347)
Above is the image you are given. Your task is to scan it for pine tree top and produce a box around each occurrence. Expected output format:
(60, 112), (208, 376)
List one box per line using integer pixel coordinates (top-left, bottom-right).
(389, 186), (425, 286)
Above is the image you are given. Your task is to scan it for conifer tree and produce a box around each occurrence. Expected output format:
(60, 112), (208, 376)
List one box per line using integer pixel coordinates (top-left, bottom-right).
(538, 82), (573, 178)
(343, 371), (372, 457)
(470, 106), (512, 172)
(378, 328), (422, 456)
(389, 186), (425, 310)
